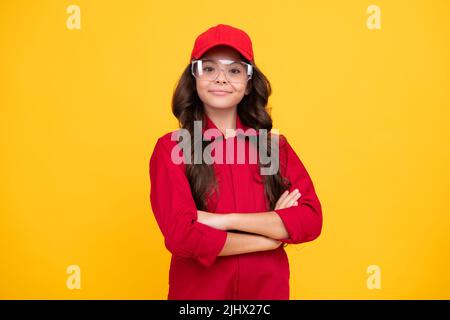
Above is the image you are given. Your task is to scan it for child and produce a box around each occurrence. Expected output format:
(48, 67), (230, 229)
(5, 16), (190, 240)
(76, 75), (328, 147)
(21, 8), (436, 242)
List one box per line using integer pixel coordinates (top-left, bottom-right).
(149, 24), (322, 300)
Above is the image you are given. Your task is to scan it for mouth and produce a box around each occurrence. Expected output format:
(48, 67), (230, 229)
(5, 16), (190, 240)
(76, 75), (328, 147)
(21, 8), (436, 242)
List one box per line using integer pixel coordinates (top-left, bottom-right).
(209, 90), (232, 96)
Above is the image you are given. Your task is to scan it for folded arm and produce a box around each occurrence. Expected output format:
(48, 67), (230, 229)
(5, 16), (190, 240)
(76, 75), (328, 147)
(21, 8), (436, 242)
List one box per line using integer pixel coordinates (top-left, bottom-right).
(218, 231), (282, 256)
(197, 135), (323, 245)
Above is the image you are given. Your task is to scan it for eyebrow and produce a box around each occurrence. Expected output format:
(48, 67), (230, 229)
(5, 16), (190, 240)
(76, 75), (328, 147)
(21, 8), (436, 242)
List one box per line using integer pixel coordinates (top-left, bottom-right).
(201, 58), (244, 64)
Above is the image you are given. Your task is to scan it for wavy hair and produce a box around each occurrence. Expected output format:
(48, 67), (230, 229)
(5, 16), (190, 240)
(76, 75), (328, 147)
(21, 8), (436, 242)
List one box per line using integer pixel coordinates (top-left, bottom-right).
(172, 59), (291, 244)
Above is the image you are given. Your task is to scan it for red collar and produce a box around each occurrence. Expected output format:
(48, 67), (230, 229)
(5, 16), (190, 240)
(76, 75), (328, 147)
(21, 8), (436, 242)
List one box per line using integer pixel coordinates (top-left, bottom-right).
(202, 113), (257, 138)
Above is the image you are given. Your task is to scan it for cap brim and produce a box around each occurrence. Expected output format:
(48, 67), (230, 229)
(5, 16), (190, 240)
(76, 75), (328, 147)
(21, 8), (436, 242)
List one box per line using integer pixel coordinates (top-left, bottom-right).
(192, 42), (253, 62)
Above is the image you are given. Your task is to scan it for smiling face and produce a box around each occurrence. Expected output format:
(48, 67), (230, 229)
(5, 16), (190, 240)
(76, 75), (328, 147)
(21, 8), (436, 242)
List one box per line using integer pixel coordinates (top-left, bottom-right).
(195, 45), (251, 111)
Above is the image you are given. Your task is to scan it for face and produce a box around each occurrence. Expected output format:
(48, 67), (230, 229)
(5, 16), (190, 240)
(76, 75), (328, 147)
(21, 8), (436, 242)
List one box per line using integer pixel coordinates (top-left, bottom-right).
(194, 45), (251, 111)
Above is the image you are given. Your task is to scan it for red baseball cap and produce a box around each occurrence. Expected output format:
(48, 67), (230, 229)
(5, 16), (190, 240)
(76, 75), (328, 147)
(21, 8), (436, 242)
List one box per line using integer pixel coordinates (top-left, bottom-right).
(190, 24), (254, 62)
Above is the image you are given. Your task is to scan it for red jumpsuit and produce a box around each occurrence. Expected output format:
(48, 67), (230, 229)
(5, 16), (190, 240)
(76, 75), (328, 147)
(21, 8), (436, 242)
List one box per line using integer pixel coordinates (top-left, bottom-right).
(149, 113), (323, 300)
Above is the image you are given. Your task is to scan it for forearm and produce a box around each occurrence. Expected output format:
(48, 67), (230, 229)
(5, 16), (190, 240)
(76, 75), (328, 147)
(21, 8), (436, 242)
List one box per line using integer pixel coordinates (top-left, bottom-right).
(218, 231), (281, 256)
(227, 211), (289, 240)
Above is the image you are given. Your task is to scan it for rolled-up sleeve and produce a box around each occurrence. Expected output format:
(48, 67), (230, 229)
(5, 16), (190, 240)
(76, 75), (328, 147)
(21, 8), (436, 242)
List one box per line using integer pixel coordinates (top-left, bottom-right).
(274, 135), (323, 244)
(149, 136), (227, 267)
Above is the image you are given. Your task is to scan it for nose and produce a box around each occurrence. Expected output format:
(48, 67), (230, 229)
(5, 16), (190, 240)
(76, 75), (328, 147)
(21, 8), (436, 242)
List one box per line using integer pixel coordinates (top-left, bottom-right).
(214, 68), (228, 84)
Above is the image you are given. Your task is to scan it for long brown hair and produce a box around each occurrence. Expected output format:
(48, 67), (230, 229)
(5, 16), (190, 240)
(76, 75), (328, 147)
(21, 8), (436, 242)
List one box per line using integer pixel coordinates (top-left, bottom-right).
(171, 59), (291, 217)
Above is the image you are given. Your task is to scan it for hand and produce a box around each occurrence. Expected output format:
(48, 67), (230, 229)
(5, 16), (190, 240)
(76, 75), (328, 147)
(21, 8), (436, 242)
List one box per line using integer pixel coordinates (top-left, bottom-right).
(263, 236), (283, 250)
(197, 210), (229, 231)
(274, 188), (301, 210)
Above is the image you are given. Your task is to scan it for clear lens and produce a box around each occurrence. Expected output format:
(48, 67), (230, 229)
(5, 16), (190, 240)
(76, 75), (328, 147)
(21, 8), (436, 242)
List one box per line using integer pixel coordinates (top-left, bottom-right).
(191, 59), (252, 83)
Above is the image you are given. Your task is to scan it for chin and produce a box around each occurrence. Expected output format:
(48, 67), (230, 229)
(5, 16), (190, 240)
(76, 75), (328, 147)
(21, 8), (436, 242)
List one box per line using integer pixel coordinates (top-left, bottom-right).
(205, 99), (238, 109)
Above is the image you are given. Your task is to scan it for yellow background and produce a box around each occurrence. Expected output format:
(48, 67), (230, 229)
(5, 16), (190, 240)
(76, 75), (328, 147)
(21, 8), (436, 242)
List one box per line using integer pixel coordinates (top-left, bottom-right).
(1, 0), (449, 299)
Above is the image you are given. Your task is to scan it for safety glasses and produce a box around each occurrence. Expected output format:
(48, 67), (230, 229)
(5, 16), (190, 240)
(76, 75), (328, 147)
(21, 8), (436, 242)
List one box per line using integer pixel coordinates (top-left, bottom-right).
(191, 59), (253, 84)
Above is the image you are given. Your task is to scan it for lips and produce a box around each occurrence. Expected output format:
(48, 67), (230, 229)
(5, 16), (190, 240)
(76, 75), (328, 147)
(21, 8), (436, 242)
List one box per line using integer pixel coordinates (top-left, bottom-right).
(209, 90), (232, 96)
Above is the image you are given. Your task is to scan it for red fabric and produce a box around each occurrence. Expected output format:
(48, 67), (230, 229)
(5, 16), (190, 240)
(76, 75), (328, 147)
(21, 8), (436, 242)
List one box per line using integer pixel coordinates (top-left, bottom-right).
(149, 113), (322, 299)
(190, 24), (254, 62)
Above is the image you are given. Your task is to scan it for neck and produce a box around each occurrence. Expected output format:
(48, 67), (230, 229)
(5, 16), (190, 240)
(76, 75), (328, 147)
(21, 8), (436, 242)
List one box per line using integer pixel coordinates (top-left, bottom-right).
(204, 106), (237, 136)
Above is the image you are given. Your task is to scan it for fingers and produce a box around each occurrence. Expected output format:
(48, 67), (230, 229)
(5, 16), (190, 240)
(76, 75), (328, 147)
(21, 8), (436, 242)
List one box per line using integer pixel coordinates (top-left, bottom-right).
(285, 189), (301, 207)
(275, 190), (289, 209)
(276, 189), (301, 210)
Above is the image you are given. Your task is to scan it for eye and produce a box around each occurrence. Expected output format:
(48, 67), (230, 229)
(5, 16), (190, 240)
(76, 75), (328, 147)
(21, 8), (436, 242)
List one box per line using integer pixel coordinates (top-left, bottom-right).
(203, 66), (215, 73)
(229, 68), (241, 74)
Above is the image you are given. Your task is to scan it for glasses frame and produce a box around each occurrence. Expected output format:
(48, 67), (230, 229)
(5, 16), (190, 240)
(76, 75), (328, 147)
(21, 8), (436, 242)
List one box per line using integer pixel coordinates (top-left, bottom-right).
(191, 59), (253, 83)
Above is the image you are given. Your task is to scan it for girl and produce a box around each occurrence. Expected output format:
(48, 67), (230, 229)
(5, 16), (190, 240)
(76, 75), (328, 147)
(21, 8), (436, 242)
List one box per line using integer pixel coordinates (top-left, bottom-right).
(149, 24), (323, 300)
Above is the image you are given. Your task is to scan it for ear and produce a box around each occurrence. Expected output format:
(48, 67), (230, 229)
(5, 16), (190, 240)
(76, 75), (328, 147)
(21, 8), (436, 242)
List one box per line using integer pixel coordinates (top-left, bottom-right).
(244, 84), (252, 95)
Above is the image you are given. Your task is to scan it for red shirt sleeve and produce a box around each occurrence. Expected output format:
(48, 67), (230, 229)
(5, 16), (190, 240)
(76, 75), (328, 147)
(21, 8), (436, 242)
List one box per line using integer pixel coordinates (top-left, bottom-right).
(274, 135), (323, 244)
(149, 135), (228, 267)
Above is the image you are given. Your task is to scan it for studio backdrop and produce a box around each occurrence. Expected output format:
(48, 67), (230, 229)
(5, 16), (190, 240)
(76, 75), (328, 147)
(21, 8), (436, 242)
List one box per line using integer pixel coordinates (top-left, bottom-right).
(1, 0), (449, 299)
